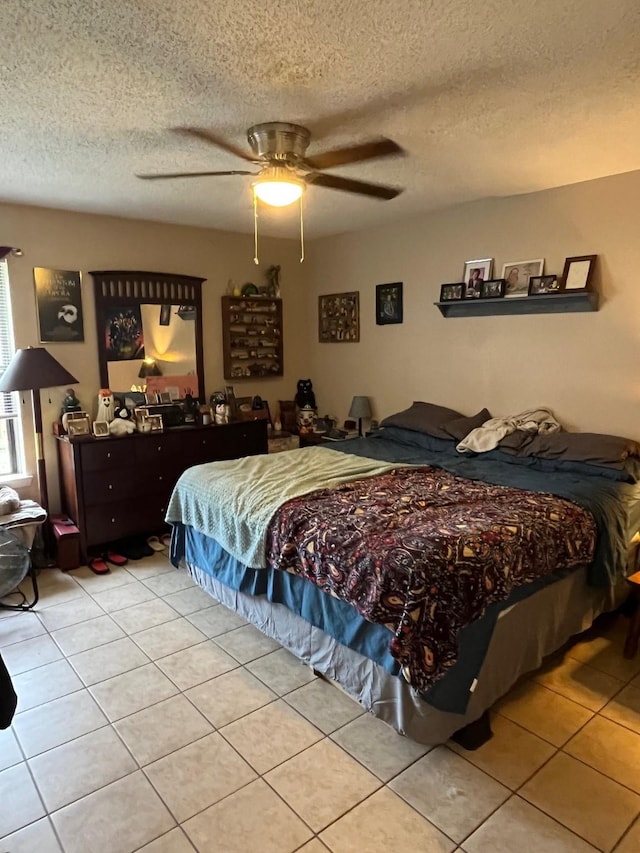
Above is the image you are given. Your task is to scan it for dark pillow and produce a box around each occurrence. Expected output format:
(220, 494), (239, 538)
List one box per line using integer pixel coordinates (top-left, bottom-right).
(515, 432), (640, 468)
(381, 401), (464, 439)
(496, 430), (537, 455)
(444, 408), (492, 441)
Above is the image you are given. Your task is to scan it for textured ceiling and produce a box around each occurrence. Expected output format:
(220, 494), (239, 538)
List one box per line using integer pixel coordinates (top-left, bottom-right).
(2, 0), (640, 238)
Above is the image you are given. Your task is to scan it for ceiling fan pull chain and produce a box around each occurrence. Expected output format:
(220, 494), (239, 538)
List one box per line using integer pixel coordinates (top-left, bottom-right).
(299, 195), (305, 263)
(253, 192), (259, 265)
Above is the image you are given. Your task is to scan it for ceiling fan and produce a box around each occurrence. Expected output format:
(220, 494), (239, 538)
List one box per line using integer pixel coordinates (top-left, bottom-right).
(137, 122), (404, 206)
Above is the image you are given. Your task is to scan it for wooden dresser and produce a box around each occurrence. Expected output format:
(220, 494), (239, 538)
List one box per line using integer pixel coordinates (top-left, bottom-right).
(56, 420), (267, 560)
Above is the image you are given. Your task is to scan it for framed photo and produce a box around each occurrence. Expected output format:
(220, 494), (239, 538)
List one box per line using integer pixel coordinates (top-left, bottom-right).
(561, 255), (597, 291)
(318, 292), (360, 342)
(502, 259), (544, 298)
(375, 282), (403, 325)
(439, 283), (464, 302)
(92, 420), (109, 438)
(34, 268), (84, 343)
(528, 275), (560, 295)
(144, 393), (158, 405)
(159, 304), (172, 326)
(463, 258), (493, 299)
(158, 392), (172, 404)
(480, 279), (506, 299)
(67, 416), (91, 437)
(148, 414), (163, 432)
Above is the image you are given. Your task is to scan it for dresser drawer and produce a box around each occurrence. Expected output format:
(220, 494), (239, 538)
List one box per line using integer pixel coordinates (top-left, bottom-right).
(81, 440), (133, 472)
(84, 500), (142, 546)
(135, 432), (183, 465)
(82, 470), (139, 507)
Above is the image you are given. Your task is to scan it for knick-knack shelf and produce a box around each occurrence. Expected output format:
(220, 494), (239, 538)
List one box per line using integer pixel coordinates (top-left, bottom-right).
(221, 295), (283, 379)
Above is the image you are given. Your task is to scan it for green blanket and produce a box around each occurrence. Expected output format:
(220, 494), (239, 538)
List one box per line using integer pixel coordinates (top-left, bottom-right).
(165, 446), (403, 568)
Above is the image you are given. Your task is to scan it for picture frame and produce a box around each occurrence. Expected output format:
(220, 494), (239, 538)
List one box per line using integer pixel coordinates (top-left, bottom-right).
(528, 274), (560, 296)
(502, 259), (544, 298)
(318, 292), (360, 342)
(158, 392), (172, 404)
(34, 267), (85, 343)
(67, 416), (91, 437)
(92, 420), (109, 438)
(144, 392), (158, 405)
(159, 304), (172, 326)
(148, 414), (163, 432)
(375, 282), (403, 325)
(439, 283), (464, 302)
(480, 279), (506, 299)
(561, 255), (597, 291)
(463, 258), (493, 299)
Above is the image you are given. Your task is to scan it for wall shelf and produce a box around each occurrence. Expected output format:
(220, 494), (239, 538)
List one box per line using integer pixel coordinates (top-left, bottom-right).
(435, 291), (598, 318)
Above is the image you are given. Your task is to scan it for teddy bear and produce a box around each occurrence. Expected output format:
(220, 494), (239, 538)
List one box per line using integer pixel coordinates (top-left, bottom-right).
(108, 404), (136, 436)
(295, 379), (316, 410)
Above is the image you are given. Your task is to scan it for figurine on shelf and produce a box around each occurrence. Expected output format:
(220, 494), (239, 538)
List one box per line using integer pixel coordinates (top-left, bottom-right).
(96, 389), (115, 423)
(265, 265), (281, 298)
(61, 388), (81, 419)
(295, 379), (316, 410)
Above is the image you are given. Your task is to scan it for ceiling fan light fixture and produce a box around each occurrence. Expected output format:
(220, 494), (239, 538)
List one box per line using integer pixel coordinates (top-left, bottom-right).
(252, 167), (305, 207)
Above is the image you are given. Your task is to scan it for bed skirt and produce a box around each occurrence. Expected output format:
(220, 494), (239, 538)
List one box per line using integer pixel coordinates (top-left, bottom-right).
(184, 559), (626, 746)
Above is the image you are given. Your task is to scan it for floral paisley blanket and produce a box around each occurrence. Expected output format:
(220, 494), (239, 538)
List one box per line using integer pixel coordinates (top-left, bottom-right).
(266, 465), (597, 692)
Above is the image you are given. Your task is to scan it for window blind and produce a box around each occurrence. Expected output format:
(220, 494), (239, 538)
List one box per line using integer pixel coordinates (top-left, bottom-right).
(0, 260), (18, 418)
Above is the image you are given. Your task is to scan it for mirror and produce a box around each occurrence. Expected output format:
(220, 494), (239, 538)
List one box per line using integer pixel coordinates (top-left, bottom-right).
(92, 271), (205, 400)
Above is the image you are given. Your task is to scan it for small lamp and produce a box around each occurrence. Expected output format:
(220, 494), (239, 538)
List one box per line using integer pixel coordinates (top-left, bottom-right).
(0, 346), (78, 513)
(348, 396), (372, 437)
(138, 358), (162, 378)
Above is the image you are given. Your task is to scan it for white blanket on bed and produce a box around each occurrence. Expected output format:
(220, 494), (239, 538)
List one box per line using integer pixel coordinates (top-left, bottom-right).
(456, 407), (561, 454)
(165, 446), (403, 568)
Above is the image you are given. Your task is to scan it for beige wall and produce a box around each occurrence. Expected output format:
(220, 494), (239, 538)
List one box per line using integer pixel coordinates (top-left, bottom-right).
(5, 168), (640, 510)
(304, 169), (640, 439)
(0, 202), (308, 509)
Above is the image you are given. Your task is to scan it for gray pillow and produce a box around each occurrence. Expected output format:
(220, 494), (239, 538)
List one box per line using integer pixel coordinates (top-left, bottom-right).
(515, 432), (640, 468)
(381, 401), (464, 439)
(444, 408), (492, 441)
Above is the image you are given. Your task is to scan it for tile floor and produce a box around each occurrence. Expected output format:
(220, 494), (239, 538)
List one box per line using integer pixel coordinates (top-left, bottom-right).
(1, 554), (640, 852)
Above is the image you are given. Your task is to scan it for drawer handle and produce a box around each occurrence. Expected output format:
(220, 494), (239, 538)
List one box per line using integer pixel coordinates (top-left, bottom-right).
(108, 484), (113, 490)
(157, 445), (162, 451)
(111, 517), (116, 523)
(158, 475), (163, 481)
(107, 452), (111, 459)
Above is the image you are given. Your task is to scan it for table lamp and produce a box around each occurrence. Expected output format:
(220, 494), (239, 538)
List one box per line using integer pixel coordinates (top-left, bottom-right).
(0, 347), (78, 513)
(348, 395), (372, 437)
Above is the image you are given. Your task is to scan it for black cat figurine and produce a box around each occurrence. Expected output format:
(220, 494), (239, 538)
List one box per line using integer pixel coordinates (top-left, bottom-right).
(295, 379), (316, 410)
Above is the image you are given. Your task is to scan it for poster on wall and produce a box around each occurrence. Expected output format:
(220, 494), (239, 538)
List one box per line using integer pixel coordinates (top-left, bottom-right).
(34, 267), (85, 342)
(104, 305), (145, 361)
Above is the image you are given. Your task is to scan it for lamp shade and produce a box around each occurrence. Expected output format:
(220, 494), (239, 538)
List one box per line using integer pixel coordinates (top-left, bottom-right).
(348, 396), (372, 420)
(0, 346), (78, 392)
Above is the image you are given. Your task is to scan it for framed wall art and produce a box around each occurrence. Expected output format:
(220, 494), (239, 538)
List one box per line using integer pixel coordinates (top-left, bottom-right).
(502, 259), (544, 298)
(439, 283), (464, 302)
(318, 291), (360, 342)
(34, 267), (85, 343)
(480, 279), (506, 299)
(463, 258), (493, 299)
(561, 255), (597, 291)
(376, 282), (403, 325)
(528, 275), (560, 295)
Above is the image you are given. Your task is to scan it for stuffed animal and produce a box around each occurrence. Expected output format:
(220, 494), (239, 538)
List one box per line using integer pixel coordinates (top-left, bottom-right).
(108, 404), (136, 436)
(97, 389), (115, 423)
(295, 379), (316, 410)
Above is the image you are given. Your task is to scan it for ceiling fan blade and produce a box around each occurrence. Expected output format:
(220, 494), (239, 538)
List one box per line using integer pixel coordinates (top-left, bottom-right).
(171, 127), (257, 162)
(137, 170), (255, 180)
(306, 172), (402, 200)
(304, 138), (403, 170)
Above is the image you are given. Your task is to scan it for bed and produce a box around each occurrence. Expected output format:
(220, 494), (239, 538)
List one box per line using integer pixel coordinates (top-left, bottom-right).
(166, 402), (640, 746)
